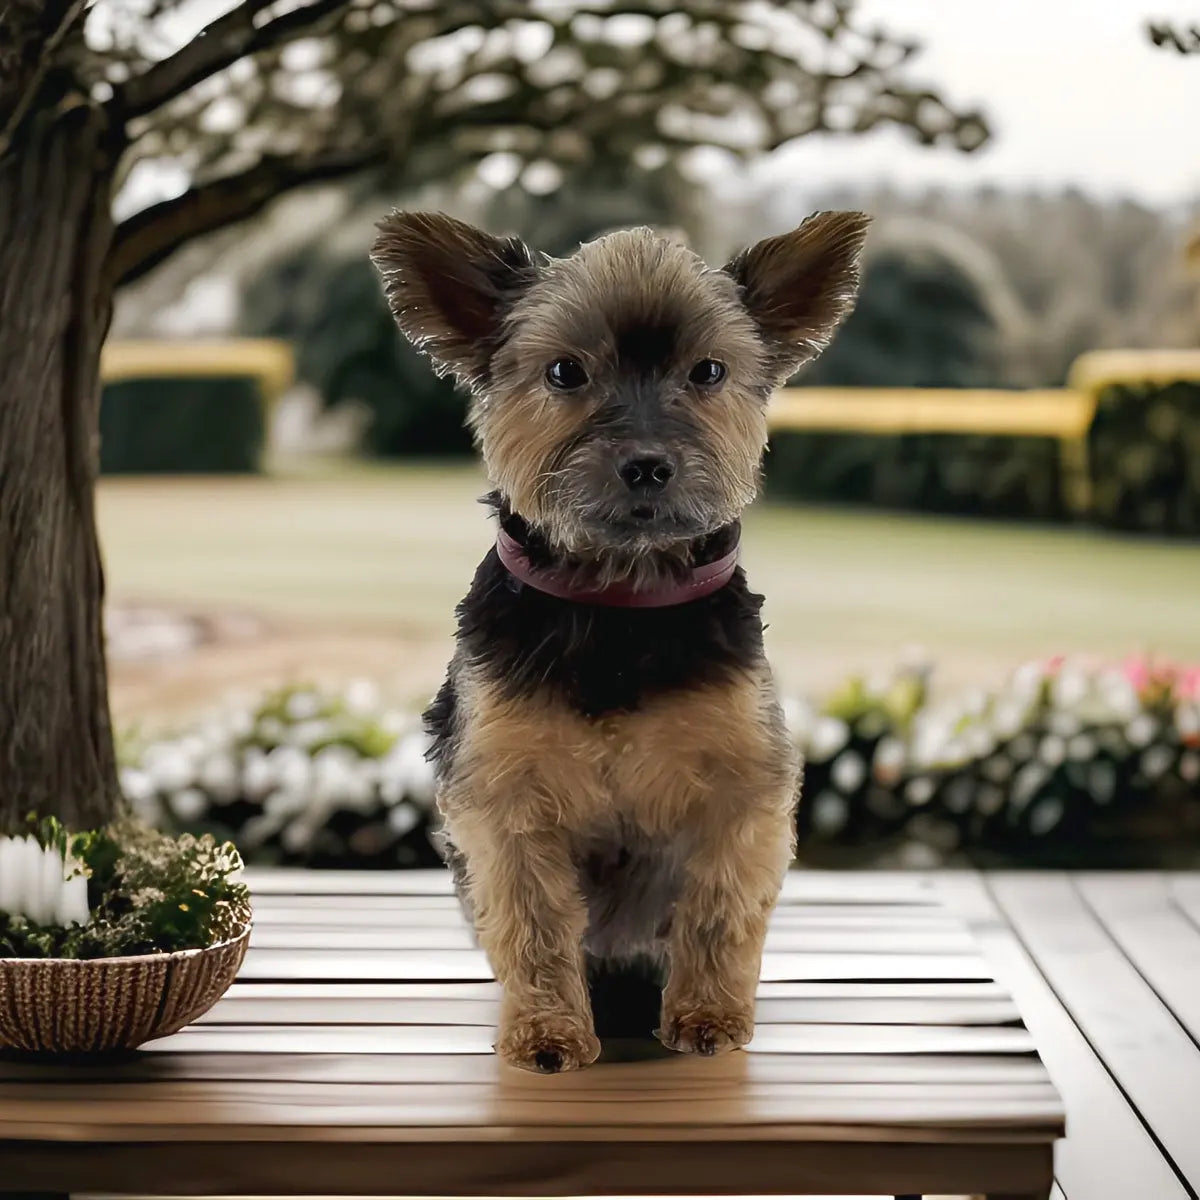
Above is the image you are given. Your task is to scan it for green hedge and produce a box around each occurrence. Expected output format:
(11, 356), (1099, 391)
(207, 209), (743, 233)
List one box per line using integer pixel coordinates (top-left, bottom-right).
(1088, 381), (1200, 535)
(765, 429), (1066, 520)
(100, 376), (265, 474)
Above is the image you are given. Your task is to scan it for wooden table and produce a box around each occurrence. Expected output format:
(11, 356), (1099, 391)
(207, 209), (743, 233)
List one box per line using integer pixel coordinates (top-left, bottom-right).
(0, 869), (1071, 1199)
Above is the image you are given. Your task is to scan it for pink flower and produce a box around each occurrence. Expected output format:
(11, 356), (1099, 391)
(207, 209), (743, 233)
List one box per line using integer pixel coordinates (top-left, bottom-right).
(1045, 655), (1066, 676)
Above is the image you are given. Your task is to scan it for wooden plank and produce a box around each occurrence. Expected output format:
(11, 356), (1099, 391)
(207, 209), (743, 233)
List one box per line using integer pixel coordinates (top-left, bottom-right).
(200, 987), (1021, 1028)
(990, 873), (1200, 1190)
(0, 1080), (1064, 1137)
(248, 907), (963, 934)
(243, 868), (937, 906)
(237, 947), (994, 983)
(936, 873), (1186, 1200)
(1075, 873), (1200, 1046)
(247, 925), (974, 956)
(137, 1021), (1036, 1057)
(0, 1139), (1057, 1198)
(0, 1051), (1055, 1088)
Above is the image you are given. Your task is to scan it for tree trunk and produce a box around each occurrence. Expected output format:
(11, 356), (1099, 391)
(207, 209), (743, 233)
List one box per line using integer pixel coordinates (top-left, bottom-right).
(0, 104), (123, 832)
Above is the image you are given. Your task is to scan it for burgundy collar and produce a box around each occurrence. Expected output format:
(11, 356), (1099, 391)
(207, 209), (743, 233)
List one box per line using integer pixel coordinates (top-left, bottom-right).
(495, 528), (739, 608)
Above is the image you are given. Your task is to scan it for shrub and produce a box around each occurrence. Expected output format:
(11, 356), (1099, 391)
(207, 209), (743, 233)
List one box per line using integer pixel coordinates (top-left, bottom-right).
(120, 659), (1200, 871)
(1087, 380), (1200, 535)
(101, 376), (265, 474)
(766, 429), (1064, 520)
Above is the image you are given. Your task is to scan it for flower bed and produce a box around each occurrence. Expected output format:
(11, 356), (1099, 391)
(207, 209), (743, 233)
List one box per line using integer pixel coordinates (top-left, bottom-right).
(119, 659), (1200, 870)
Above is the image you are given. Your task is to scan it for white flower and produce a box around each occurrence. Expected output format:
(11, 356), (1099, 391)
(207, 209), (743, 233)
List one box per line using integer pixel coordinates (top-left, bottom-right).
(266, 744), (313, 796)
(905, 777), (936, 807)
(170, 788), (209, 822)
(990, 700), (1027, 740)
(1087, 761), (1117, 804)
(1028, 795), (1066, 836)
(312, 745), (372, 809)
(141, 743), (194, 794)
(1180, 752), (1200, 784)
(387, 801), (420, 837)
(1050, 666), (1089, 710)
(343, 679), (380, 714)
(285, 691), (322, 721)
(379, 733), (436, 806)
(1066, 734), (1097, 761)
(872, 736), (906, 784)
(1038, 735), (1067, 768)
(807, 716), (850, 762)
(198, 753), (239, 801)
(1140, 745), (1175, 781)
(0, 835), (90, 927)
(241, 747), (274, 798)
(830, 750), (866, 794)
(1126, 714), (1158, 748)
(119, 766), (158, 806)
(288, 718), (334, 748)
(810, 791), (848, 836)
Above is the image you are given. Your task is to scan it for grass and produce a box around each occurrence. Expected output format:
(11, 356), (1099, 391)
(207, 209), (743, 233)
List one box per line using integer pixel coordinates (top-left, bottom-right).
(97, 460), (1200, 710)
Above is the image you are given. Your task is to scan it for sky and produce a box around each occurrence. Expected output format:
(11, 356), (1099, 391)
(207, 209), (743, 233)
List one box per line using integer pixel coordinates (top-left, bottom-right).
(759, 0), (1200, 206)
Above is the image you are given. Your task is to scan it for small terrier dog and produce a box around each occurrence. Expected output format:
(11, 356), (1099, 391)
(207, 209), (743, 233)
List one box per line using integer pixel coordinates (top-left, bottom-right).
(371, 209), (869, 1072)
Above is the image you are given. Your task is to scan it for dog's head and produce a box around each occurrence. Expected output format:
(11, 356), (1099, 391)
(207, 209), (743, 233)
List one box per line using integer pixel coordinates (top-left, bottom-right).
(371, 210), (869, 556)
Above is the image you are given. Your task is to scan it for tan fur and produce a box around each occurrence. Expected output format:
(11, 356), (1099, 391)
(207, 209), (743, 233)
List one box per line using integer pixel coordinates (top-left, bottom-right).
(439, 668), (798, 1071)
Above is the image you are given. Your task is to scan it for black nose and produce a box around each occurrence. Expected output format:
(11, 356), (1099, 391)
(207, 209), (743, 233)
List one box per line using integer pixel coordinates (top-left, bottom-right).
(619, 456), (675, 492)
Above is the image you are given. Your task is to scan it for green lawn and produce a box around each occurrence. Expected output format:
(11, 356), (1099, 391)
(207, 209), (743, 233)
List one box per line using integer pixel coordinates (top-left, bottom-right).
(97, 461), (1200, 701)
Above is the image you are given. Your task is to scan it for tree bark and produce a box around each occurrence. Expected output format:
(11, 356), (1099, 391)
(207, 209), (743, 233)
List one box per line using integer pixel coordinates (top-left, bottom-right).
(0, 103), (123, 832)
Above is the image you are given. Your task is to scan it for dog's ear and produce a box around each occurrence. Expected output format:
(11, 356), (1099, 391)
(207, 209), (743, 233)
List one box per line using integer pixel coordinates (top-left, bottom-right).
(724, 211), (870, 374)
(371, 211), (540, 385)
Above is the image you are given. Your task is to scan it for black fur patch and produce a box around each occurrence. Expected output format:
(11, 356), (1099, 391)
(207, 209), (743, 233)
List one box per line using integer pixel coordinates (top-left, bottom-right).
(424, 517), (765, 778)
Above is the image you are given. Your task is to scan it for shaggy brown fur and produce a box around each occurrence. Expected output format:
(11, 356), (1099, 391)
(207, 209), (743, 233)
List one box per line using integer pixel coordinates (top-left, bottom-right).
(371, 208), (868, 1072)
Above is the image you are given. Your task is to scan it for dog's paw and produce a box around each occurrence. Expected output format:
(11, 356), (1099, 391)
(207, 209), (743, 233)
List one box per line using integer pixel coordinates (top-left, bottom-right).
(497, 1016), (601, 1074)
(657, 1005), (754, 1057)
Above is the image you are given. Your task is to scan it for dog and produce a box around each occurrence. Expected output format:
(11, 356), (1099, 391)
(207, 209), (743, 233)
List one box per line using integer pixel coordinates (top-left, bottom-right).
(371, 208), (869, 1072)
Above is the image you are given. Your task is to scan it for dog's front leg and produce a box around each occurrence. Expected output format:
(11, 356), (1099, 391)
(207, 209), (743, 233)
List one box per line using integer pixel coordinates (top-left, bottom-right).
(659, 800), (794, 1057)
(453, 813), (599, 1073)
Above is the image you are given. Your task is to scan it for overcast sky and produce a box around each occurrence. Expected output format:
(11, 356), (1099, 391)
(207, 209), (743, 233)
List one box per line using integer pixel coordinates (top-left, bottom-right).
(760, 0), (1200, 206)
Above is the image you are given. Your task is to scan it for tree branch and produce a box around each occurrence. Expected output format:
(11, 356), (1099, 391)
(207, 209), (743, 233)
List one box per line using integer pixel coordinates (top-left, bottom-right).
(109, 141), (386, 287)
(118, 0), (354, 120)
(1147, 20), (1200, 53)
(0, 0), (87, 158)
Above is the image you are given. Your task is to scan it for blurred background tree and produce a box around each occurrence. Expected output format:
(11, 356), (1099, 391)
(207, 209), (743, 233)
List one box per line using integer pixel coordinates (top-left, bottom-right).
(0, 0), (988, 828)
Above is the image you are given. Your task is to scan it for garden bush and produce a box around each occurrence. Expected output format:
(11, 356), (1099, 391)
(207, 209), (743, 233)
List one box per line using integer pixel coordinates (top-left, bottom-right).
(765, 429), (1065, 520)
(1087, 380), (1200, 535)
(120, 657), (1200, 871)
(101, 376), (265, 473)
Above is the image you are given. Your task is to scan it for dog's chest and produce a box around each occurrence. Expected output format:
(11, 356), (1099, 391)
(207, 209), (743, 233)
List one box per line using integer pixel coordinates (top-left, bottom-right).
(453, 666), (782, 835)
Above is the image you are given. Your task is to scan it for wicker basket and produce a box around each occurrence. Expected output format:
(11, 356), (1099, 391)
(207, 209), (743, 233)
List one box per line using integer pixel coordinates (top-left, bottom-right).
(0, 923), (250, 1053)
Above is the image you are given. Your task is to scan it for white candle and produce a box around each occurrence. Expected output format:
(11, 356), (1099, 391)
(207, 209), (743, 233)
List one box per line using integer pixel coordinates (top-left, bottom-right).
(0, 835), (92, 928)
(0, 837), (19, 915)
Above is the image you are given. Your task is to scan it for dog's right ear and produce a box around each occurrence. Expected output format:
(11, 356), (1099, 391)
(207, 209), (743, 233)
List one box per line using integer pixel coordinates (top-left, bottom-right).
(371, 211), (540, 386)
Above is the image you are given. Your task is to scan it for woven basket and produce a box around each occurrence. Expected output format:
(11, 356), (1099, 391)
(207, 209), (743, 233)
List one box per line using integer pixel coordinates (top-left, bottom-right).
(0, 923), (250, 1053)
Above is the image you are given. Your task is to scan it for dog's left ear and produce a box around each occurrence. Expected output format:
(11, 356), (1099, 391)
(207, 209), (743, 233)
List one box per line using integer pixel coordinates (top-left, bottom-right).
(724, 210), (870, 374)
(371, 210), (540, 386)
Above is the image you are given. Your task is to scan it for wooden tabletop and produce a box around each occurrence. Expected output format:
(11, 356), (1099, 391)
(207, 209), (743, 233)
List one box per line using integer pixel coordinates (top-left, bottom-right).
(0, 869), (1064, 1198)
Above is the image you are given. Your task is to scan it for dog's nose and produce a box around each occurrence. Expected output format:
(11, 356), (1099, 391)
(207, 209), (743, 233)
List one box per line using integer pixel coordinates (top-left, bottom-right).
(619, 456), (675, 492)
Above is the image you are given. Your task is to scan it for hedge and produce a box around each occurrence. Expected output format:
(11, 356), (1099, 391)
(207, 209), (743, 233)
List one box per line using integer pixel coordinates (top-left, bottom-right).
(100, 376), (264, 474)
(120, 656), (1200, 871)
(765, 429), (1065, 520)
(1088, 380), (1200, 535)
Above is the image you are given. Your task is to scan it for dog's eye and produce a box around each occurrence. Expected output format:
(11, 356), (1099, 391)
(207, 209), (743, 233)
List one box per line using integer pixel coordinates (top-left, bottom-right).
(689, 359), (727, 387)
(545, 358), (589, 391)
